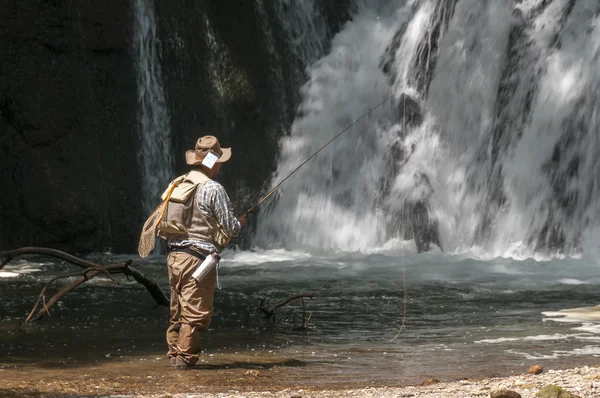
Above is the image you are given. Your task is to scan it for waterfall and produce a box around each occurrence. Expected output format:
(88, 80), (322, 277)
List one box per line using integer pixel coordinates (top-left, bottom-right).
(498, 0), (600, 254)
(254, 1), (414, 251)
(255, 0), (600, 258)
(132, 0), (173, 214)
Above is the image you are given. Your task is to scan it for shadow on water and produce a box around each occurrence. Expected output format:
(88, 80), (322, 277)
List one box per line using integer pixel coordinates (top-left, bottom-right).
(182, 358), (307, 370)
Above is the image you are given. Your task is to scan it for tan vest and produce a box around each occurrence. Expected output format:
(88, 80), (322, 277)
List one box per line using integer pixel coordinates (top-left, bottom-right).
(157, 170), (230, 251)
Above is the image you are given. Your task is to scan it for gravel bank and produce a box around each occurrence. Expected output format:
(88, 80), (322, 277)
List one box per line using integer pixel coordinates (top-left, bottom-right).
(156, 366), (600, 398)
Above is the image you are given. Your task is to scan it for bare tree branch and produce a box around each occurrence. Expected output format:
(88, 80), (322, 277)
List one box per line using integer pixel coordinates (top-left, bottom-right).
(259, 293), (314, 328)
(1, 247), (99, 270)
(24, 267), (120, 323)
(1, 247), (169, 322)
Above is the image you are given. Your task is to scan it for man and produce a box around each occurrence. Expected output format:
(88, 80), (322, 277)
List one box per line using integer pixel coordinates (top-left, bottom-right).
(163, 135), (246, 368)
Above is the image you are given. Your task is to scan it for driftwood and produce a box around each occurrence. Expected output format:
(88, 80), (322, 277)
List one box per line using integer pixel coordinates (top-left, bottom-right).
(259, 293), (314, 330)
(1, 247), (169, 324)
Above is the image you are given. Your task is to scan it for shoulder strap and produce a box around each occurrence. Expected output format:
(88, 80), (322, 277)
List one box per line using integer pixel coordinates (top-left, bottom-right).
(160, 171), (211, 203)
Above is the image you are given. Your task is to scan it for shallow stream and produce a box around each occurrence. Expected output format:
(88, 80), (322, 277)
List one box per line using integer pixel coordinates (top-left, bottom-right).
(2, 248), (600, 387)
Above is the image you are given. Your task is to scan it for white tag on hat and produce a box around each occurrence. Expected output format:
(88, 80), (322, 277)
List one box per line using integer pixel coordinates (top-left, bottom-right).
(202, 150), (219, 169)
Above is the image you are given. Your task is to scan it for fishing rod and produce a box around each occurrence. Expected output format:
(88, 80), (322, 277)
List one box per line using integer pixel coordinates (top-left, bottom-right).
(239, 89), (410, 339)
(242, 87), (406, 216)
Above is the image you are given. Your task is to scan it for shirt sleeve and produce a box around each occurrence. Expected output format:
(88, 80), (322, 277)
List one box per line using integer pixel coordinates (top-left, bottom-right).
(206, 181), (242, 237)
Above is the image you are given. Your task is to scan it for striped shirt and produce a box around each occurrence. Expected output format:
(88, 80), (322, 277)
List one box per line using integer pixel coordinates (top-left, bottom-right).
(168, 180), (241, 254)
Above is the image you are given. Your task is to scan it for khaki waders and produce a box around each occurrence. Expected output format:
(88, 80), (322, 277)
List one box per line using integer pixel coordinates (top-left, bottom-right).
(166, 250), (216, 365)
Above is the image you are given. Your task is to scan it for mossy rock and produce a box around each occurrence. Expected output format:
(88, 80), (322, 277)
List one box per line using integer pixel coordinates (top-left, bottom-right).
(535, 385), (581, 398)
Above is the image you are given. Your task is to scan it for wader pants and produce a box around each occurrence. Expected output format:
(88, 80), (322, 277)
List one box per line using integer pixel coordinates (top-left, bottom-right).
(166, 250), (216, 365)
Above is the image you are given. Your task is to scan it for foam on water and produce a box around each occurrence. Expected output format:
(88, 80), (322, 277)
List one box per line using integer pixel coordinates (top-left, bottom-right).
(0, 272), (20, 278)
(0, 261), (46, 279)
(509, 345), (600, 361)
(544, 305), (600, 323)
(223, 248), (313, 266)
(476, 333), (588, 344)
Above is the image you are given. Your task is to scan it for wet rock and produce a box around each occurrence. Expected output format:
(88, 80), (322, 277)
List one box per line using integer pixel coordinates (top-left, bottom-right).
(409, 199), (443, 253)
(380, 172), (443, 253)
(394, 94), (423, 128)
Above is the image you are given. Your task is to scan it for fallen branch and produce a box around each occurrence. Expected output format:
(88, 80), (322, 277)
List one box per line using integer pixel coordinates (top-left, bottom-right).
(0, 247), (99, 271)
(25, 267), (120, 323)
(121, 263), (168, 306)
(259, 293), (314, 329)
(1, 247), (169, 323)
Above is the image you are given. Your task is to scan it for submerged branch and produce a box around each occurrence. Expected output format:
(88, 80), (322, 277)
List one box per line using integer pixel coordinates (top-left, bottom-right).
(259, 293), (314, 329)
(121, 264), (169, 306)
(1, 246), (169, 324)
(25, 267), (120, 323)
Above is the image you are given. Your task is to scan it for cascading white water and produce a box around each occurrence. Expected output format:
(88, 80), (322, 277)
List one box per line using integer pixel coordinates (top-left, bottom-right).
(255, 0), (600, 258)
(254, 1), (414, 251)
(133, 0), (173, 214)
(417, 0), (516, 254)
(500, 0), (600, 255)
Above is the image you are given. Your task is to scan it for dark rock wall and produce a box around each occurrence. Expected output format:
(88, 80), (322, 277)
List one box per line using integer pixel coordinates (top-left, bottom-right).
(0, 0), (353, 253)
(0, 0), (139, 253)
(155, 1), (287, 210)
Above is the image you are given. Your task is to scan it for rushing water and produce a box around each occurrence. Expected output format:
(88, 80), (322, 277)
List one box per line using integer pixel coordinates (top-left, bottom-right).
(255, 0), (600, 257)
(133, 0), (173, 215)
(2, 249), (600, 385)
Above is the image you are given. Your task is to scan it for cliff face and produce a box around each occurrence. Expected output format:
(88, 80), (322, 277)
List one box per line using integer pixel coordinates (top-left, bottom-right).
(0, 0), (352, 253)
(0, 0), (140, 253)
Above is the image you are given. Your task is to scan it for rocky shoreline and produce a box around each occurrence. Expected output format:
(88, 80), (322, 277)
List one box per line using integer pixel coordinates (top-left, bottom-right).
(2, 358), (599, 398)
(148, 366), (599, 398)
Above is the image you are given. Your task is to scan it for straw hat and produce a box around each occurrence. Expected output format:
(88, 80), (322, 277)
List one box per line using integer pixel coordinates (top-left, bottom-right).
(185, 136), (232, 166)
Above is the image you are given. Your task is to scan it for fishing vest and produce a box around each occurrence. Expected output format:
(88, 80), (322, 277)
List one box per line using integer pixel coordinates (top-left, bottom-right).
(157, 170), (230, 252)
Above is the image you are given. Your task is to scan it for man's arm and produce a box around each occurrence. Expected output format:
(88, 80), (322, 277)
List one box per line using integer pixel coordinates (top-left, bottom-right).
(208, 182), (243, 237)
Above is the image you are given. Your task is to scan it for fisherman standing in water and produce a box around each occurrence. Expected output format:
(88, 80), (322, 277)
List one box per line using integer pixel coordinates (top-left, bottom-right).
(135, 90), (410, 369)
(158, 136), (247, 368)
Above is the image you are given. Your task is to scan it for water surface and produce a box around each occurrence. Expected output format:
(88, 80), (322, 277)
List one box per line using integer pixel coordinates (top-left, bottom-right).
(1, 248), (600, 386)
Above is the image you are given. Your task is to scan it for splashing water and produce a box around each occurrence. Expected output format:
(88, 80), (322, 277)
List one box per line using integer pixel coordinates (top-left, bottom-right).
(255, 0), (600, 259)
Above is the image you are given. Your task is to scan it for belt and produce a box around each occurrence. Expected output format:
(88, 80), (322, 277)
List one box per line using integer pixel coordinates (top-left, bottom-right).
(167, 246), (207, 261)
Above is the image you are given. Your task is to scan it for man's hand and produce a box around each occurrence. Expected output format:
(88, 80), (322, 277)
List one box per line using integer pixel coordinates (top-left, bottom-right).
(238, 213), (248, 227)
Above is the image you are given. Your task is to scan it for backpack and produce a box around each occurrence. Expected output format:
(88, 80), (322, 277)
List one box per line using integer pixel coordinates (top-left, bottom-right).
(138, 171), (231, 258)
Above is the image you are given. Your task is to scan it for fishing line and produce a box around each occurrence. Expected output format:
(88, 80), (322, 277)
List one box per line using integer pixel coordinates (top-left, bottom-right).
(391, 93), (408, 342)
(243, 87), (405, 216)
(241, 88), (410, 339)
